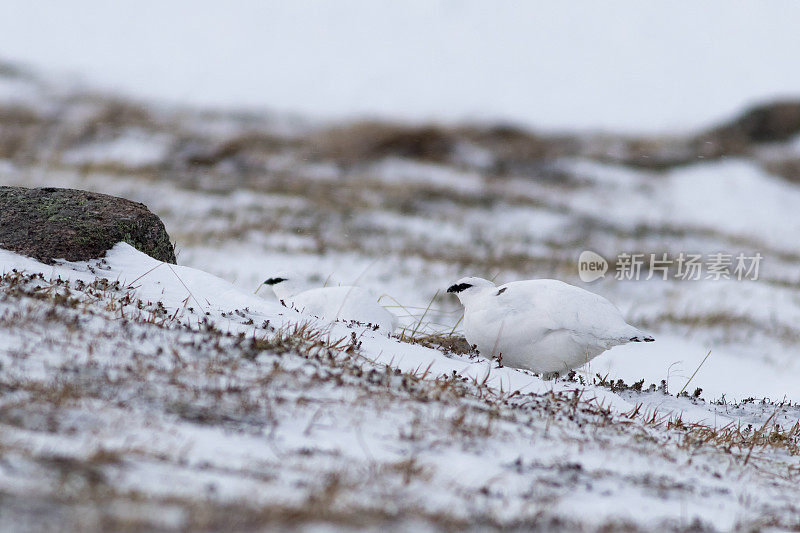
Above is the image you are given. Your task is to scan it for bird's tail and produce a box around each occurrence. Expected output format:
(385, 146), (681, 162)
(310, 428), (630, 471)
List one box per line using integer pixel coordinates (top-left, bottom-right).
(628, 328), (655, 342)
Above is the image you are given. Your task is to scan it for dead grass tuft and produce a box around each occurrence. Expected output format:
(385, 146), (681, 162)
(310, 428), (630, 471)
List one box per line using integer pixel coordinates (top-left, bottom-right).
(400, 332), (474, 355)
(310, 121), (455, 165)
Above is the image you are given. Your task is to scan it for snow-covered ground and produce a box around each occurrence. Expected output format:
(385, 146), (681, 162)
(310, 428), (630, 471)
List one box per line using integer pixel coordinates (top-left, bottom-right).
(2, 61), (800, 530)
(1, 244), (799, 531)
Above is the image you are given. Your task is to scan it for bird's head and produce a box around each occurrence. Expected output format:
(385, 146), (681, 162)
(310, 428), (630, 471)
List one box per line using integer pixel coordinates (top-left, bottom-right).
(261, 275), (301, 300)
(446, 276), (496, 306)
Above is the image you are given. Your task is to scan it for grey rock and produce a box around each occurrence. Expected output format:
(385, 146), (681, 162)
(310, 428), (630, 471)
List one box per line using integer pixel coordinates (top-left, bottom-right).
(0, 186), (175, 264)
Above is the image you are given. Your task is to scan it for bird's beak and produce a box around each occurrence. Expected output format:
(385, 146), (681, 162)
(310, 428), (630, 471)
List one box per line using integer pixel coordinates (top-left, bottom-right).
(446, 284), (458, 293)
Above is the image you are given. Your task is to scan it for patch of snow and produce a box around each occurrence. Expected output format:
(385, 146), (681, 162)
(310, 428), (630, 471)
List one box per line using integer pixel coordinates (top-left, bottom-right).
(62, 130), (172, 167)
(369, 157), (485, 194)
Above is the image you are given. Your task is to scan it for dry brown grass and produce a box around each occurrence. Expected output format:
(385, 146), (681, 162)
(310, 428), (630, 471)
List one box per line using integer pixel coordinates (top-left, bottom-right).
(672, 415), (800, 458)
(309, 121), (456, 165)
(400, 332), (475, 355)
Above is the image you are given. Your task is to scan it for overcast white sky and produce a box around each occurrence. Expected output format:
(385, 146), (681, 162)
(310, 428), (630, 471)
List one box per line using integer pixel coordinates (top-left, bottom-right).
(2, 1), (800, 133)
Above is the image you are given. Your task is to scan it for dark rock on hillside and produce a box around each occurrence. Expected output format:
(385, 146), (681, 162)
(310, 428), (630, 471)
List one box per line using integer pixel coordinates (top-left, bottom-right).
(713, 100), (800, 143)
(0, 186), (175, 264)
(592, 100), (800, 169)
(693, 100), (800, 158)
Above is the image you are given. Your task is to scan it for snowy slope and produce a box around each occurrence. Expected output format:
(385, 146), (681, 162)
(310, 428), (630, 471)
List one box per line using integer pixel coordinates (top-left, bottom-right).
(1, 243), (799, 531)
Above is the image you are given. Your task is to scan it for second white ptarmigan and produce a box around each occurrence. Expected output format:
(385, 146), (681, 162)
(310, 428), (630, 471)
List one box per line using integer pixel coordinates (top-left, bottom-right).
(447, 276), (653, 374)
(263, 277), (398, 333)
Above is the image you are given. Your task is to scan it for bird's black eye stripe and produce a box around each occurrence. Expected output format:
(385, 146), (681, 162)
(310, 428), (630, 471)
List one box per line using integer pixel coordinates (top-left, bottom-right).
(447, 283), (473, 293)
(264, 277), (288, 285)
(496, 287), (507, 295)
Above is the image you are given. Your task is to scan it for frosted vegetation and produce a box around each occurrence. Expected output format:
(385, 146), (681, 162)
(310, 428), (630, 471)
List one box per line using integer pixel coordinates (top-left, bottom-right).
(1, 63), (800, 530)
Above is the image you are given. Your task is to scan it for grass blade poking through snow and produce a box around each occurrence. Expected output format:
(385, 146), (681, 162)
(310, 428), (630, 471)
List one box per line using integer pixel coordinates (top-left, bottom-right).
(679, 349), (712, 396)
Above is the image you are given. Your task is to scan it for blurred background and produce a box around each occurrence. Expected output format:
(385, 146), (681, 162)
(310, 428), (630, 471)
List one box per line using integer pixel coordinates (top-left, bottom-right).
(3, 1), (800, 400)
(4, 1), (800, 132)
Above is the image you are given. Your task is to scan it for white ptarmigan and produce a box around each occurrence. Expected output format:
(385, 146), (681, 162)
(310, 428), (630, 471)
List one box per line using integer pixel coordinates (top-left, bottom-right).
(447, 276), (653, 375)
(263, 277), (398, 333)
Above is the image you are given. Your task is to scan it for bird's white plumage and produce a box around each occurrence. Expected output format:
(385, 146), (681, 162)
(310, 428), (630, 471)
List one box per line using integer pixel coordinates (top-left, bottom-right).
(448, 276), (652, 374)
(266, 279), (398, 333)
